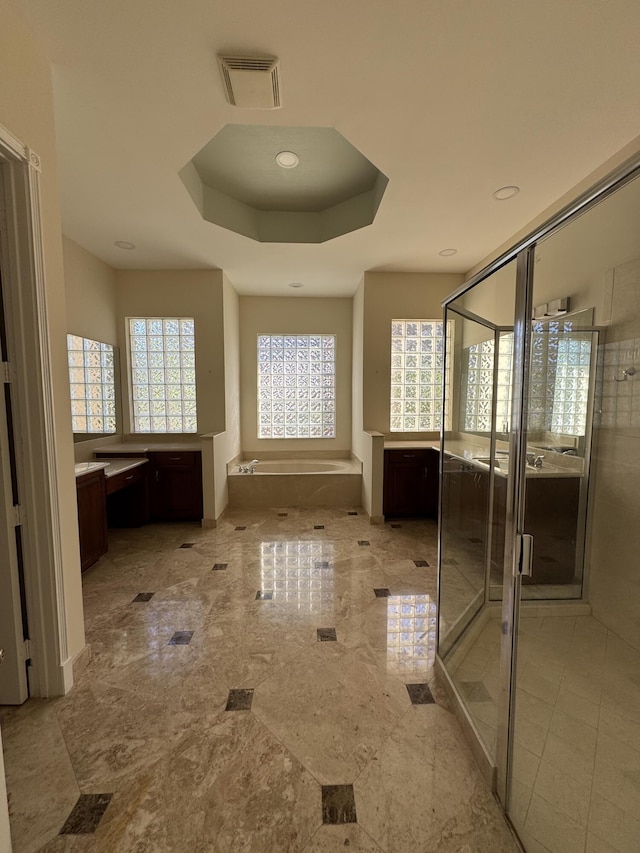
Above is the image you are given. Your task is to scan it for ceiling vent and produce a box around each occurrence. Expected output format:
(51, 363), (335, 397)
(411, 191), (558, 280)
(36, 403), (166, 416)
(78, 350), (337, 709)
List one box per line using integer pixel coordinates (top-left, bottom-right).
(217, 55), (281, 109)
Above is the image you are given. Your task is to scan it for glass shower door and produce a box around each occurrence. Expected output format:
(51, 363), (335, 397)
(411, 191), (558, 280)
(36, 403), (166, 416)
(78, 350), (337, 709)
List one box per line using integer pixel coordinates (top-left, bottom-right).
(438, 260), (520, 764)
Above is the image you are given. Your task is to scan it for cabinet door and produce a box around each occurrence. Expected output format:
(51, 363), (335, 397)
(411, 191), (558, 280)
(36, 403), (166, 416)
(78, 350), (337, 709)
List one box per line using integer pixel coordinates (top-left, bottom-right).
(76, 471), (107, 571)
(149, 452), (203, 521)
(384, 449), (435, 518)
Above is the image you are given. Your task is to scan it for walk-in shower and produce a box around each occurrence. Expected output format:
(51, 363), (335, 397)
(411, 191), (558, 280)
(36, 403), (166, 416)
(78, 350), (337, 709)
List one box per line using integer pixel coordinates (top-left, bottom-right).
(437, 158), (640, 852)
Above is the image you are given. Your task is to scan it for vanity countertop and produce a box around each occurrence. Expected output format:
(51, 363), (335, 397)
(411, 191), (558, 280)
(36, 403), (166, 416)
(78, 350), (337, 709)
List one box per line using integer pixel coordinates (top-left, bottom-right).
(74, 458), (148, 479)
(384, 438), (582, 478)
(384, 440), (440, 450)
(93, 441), (202, 453)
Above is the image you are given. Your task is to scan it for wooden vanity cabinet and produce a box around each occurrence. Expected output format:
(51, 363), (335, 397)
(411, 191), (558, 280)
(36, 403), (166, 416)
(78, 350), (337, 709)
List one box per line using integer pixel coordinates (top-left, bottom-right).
(76, 469), (107, 571)
(491, 473), (580, 584)
(148, 451), (203, 521)
(383, 448), (439, 518)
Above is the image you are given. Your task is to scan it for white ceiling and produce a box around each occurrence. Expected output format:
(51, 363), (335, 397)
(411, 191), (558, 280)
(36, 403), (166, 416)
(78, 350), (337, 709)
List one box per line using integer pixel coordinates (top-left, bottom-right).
(14, 0), (640, 296)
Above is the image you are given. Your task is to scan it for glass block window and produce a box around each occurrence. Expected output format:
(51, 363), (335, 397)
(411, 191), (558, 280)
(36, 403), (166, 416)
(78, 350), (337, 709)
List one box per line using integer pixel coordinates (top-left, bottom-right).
(257, 335), (335, 439)
(464, 333), (514, 432)
(390, 320), (450, 432)
(128, 318), (197, 433)
(67, 334), (116, 434)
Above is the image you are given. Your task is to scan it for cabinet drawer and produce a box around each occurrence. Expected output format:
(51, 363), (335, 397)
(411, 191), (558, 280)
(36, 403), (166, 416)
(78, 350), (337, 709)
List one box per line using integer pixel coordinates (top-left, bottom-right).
(385, 448), (431, 462)
(148, 451), (198, 467)
(106, 464), (145, 495)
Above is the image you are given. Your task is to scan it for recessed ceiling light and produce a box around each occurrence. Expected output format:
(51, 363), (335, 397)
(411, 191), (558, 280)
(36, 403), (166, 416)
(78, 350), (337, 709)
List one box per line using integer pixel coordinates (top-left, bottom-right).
(493, 185), (520, 201)
(275, 151), (299, 169)
(288, 282), (304, 288)
(114, 240), (136, 250)
(439, 248), (457, 257)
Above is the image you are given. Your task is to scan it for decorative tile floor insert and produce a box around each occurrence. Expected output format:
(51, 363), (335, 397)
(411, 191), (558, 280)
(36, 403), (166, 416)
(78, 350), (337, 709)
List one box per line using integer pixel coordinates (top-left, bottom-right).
(168, 630), (194, 645)
(373, 588), (391, 598)
(179, 543), (194, 549)
(212, 563), (228, 570)
(225, 688), (254, 711)
(322, 784), (357, 825)
(414, 560), (429, 567)
(317, 627), (337, 642)
(59, 794), (112, 835)
(406, 683), (435, 705)
(131, 592), (154, 602)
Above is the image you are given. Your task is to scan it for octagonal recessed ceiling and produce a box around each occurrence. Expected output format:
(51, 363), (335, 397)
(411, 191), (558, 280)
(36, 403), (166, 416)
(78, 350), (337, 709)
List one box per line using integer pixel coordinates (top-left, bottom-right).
(179, 125), (388, 244)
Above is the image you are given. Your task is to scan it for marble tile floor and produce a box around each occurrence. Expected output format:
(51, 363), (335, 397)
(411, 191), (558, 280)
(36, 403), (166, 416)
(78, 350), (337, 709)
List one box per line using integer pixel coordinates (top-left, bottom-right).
(448, 613), (640, 853)
(1, 507), (519, 853)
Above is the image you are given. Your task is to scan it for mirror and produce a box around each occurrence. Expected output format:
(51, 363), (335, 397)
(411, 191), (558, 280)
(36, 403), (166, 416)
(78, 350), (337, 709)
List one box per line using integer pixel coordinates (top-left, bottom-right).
(67, 334), (121, 442)
(458, 308), (595, 457)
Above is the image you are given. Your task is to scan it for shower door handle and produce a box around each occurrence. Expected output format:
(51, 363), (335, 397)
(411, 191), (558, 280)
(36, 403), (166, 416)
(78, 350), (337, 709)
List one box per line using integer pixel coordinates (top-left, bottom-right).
(516, 533), (534, 577)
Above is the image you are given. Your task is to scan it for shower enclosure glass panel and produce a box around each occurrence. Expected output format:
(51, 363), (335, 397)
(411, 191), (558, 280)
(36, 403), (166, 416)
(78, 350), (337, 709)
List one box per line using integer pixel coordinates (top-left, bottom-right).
(438, 261), (518, 762)
(507, 172), (640, 852)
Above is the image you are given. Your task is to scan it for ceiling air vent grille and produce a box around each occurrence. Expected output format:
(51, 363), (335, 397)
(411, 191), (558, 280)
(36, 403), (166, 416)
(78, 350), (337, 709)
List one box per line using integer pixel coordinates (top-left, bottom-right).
(217, 55), (281, 109)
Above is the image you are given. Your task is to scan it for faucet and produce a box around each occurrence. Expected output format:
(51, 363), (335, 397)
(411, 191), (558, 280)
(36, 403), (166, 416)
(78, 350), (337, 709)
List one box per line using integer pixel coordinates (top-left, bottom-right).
(526, 452), (544, 469)
(238, 459), (259, 474)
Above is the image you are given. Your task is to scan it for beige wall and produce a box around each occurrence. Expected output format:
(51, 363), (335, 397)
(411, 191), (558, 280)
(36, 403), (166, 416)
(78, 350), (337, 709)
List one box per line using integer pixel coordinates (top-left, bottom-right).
(362, 272), (464, 436)
(63, 236), (117, 344)
(115, 269), (226, 436)
(0, 2), (85, 662)
(240, 296), (353, 454)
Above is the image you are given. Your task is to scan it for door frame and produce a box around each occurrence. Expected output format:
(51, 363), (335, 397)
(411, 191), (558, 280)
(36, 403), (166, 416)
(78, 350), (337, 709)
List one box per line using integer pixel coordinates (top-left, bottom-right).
(0, 122), (71, 698)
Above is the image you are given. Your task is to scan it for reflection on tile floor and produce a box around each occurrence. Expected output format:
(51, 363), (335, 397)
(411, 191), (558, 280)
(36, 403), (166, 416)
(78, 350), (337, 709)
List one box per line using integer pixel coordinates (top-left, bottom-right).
(449, 613), (640, 853)
(1, 508), (517, 853)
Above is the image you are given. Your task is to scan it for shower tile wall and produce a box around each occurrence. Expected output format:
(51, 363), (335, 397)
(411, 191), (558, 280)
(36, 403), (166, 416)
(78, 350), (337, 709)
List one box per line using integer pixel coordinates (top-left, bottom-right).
(589, 256), (640, 653)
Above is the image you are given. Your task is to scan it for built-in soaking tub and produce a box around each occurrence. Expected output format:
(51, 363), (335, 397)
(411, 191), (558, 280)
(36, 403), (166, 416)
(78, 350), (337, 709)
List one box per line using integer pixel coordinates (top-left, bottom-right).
(227, 457), (362, 508)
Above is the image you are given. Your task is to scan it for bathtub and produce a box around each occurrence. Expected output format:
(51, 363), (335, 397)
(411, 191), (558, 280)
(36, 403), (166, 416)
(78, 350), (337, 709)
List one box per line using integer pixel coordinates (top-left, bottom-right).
(227, 457), (362, 508)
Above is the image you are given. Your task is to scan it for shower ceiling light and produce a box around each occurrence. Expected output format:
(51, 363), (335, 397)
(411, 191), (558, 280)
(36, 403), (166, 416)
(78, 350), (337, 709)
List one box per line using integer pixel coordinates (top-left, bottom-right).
(114, 240), (136, 250)
(439, 248), (457, 257)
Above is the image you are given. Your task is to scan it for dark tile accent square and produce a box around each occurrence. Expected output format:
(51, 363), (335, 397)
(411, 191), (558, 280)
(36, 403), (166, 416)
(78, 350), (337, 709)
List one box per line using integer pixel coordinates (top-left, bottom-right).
(321, 785), (357, 825)
(458, 681), (492, 703)
(255, 590), (273, 600)
(413, 559), (430, 567)
(317, 627), (337, 642)
(373, 588), (391, 598)
(168, 631), (194, 646)
(358, 540), (370, 546)
(406, 683), (435, 705)
(468, 537), (483, 544)
(179, 543), (194, 549)
(314, 525), (325, 530)
(278, 512), (288, 517)
(212, 563), (228, 571)
(132, 592), (154, 603)
(390, 523), (402, 528)
(235, 526), (246, 531)
(60, 794), (112, 835)
(315, 561), (330, 569)
(347, 511), (358, 516)
(225, 688), (254, 711)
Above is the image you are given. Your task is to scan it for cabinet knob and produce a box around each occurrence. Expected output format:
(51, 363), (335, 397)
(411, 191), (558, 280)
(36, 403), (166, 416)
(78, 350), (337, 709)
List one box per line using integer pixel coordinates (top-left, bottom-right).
(169, 456), (181, 460)
(403, 454), (415, 458)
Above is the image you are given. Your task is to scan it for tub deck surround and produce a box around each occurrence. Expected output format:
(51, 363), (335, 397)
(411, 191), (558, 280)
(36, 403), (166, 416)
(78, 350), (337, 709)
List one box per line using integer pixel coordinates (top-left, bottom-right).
(228, 458), (363, 509)
(0, 509), (518, 853)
